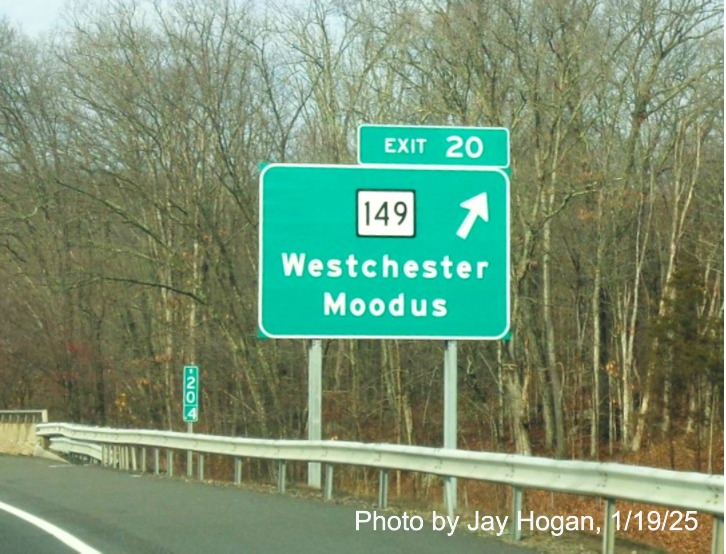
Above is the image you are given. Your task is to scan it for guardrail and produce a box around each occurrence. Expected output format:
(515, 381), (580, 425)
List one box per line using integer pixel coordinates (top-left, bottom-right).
(47, 437), (103, 463)
(36, 423), (724, 554)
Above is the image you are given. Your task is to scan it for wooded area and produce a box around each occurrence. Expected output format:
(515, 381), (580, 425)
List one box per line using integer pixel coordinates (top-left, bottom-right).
(0, 0), (722, 471)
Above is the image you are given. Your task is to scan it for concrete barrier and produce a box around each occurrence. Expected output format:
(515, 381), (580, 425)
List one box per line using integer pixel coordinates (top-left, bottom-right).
(0, 410), (48, 455)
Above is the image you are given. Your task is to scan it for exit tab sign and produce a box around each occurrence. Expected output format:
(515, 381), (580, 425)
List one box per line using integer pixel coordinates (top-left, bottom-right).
(358, 124), (509, 168)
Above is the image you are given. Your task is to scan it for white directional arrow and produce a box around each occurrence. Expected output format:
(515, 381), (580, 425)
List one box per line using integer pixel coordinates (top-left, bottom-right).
(456, 192), (489, 239)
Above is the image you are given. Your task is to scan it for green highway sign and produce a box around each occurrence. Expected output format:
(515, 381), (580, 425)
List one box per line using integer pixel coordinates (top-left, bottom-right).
(258, 164), (510, 340)
(358, 125), (509, 168)
(183, 365), (199, 422)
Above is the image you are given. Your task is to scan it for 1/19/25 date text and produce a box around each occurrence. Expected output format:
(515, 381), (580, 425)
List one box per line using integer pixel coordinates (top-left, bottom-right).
(612, 510), (698, 532)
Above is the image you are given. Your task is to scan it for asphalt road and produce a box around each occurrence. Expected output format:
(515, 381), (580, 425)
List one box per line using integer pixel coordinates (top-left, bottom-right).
(0, 455), (537, 554)
(0, 505), (78, 553)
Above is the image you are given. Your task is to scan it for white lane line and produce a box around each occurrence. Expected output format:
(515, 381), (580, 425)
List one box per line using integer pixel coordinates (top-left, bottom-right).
(0, 499), (102, 554)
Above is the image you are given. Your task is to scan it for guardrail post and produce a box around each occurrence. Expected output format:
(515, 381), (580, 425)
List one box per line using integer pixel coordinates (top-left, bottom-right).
(187, 451), (194, 478)
(234, 458), (242, 485)
(712, 516), (724, 554)
(444, 476), (456, 518)
(153, 448), (160, 475)
(166, 449), (174, 477)
(39, 431), (50, 451)
(510, 486), (523, 540)
(324, 464), (334, 501)
(131, 447), (137, 471)
(198, 454), (205, 481)
(602, 498), (616, 554)
(141, 448), (147, 473)
(378, 469), (389, 509)
(277, 460), (287, 494)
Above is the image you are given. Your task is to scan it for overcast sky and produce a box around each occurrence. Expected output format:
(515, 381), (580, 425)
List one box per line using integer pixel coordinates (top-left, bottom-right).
(0, 0), (66, 36)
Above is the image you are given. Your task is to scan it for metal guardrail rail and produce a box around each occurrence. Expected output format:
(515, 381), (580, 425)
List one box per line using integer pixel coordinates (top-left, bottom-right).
(48, 437), (103, 462)
(35, 422), (724, 554)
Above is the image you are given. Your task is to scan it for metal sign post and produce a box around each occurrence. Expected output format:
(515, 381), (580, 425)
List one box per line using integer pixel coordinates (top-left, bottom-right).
(183, 365), (199, 477)
(443, 340), (458, 516)
(308, 340), (322, 488)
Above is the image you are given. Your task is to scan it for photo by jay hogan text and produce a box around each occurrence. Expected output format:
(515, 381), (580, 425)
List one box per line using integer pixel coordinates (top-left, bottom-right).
(354, 509), (699, 537)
